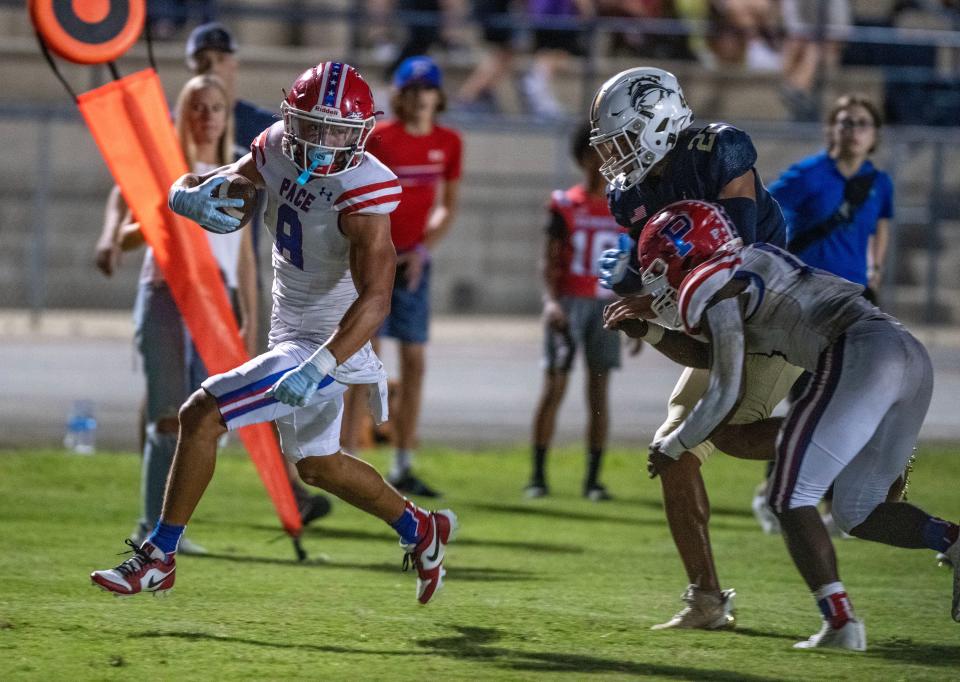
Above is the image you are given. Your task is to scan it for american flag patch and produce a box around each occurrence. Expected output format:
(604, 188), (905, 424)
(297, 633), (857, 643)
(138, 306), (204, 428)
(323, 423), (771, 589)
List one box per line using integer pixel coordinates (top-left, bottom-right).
(631, 204), (648, 224)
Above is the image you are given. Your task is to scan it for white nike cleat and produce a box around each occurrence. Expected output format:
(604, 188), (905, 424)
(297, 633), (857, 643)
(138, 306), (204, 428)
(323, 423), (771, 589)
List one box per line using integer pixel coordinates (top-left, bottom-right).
(946, 539), (960, 621)
(91, 539), (175, 597)
(751, 493), (780, 535)
(402, 509), (458, 605)
(794, 618), (866, 651)
(651, 586), (736, 630)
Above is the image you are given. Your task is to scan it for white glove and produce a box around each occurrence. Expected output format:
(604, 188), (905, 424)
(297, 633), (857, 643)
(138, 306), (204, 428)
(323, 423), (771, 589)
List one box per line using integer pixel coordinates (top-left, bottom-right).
(267, 347), (337, 407)
(598, 233), (636, 289)
(168, 175), (244, 234)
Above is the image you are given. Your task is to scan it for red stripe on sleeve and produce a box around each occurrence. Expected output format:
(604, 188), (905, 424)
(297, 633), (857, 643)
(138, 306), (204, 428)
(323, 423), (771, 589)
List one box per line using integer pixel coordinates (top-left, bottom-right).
(339, 194), (401, 214)
(334, 179), (400, 205)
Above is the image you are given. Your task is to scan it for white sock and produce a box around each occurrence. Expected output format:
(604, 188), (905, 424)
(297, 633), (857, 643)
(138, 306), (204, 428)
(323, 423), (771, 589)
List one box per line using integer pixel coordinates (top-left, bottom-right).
(813, 581), (845, 602)
(391, 448), (413, 480)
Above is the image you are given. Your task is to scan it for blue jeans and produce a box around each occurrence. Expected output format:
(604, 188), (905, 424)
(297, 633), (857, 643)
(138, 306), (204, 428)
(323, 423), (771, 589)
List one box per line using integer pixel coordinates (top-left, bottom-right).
(132, 281), (209, 532)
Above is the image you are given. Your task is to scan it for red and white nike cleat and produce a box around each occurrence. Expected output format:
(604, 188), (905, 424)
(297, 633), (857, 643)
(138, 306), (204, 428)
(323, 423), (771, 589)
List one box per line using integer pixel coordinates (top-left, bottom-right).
(90, 539), (176, 597)
(402, 509), (458, 605)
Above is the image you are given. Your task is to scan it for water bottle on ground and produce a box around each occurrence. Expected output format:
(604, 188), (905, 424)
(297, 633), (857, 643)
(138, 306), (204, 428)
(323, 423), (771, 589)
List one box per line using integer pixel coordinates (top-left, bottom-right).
(64, 400), (97, 455)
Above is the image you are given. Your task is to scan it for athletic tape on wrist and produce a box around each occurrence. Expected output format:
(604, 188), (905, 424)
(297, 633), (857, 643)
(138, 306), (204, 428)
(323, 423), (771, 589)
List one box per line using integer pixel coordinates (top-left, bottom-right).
(643, 323), (665, 345)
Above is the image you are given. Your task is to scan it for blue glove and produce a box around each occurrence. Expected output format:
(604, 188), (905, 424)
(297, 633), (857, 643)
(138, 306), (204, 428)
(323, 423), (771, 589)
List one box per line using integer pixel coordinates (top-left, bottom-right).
(266, 348), (337, 407)
(598, 233), (636, 289)
(168, 175), (243, 234)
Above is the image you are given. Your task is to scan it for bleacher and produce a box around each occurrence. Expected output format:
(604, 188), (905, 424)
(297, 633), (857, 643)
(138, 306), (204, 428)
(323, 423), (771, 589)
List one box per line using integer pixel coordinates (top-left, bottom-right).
(1, 1), (958, 323)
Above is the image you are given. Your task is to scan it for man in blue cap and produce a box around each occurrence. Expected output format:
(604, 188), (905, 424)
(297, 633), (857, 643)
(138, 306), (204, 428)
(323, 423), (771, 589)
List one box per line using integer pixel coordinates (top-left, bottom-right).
(354, 56), (463, 496)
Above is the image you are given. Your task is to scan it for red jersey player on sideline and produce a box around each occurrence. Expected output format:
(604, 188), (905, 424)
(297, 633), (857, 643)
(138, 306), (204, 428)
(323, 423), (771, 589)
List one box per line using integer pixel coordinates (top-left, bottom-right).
(345, 55), (463, 497)
(525, 123), (632, 501)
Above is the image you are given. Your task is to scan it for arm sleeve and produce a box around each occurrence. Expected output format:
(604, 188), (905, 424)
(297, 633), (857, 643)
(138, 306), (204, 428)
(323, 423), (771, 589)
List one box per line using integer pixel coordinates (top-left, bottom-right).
(658, 297), (745, 458)
(707, 126), (758, 194)
(717, 196), (758, 245)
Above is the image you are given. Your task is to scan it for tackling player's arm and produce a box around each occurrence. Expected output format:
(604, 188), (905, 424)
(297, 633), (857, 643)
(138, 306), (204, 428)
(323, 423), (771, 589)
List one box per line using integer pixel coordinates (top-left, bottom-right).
(652, 280), (748, 461)
(603, 296), (710, 368)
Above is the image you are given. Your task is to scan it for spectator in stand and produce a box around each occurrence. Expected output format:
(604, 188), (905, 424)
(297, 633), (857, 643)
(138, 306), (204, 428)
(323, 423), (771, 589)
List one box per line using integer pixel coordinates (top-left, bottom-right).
(706, 0), (781, 70)
(520, 0), (596, 119)
(455, 0), (519, 114)
(780, 0), (851, 121)
(360, 56), (463, 496)
(525, 123), (632, 501)
(386, 0), (443, 78)
(94, 75), (258, 554)
(598, 0), (695, 60)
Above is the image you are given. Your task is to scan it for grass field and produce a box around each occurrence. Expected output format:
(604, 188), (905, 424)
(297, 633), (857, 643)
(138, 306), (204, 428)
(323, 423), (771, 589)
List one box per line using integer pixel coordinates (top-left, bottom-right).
(1, 444), (959, 680)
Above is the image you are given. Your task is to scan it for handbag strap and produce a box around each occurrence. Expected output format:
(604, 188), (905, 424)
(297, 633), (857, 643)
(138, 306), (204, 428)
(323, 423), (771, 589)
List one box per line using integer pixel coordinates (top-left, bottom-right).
(787, 170), (878, 255)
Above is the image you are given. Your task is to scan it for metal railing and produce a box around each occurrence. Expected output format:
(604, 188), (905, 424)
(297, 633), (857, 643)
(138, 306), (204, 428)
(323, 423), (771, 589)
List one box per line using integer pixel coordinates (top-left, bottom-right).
(2, 101), (957, 323)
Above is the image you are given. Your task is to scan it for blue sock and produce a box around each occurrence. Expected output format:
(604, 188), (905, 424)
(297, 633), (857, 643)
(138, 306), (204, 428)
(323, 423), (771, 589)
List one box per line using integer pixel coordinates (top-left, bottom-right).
(389, 503), (423, 546)
(921, 516), (960, 553)
(148, 520), (185, 554)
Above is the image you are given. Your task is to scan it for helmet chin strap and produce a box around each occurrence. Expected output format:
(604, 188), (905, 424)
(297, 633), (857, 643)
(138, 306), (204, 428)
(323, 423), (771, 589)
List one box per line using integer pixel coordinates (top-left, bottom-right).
(297, 147), (335, 186)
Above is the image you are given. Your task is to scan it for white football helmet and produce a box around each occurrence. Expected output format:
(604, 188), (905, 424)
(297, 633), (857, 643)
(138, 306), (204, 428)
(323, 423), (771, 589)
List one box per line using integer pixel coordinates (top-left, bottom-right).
(589, 67), (693, 189)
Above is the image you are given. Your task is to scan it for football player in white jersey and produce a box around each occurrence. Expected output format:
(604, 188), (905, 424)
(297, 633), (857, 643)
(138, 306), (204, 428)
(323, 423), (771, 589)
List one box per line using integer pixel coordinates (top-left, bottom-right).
(602, 199), (960, 651)
(91, 62), (457, 606)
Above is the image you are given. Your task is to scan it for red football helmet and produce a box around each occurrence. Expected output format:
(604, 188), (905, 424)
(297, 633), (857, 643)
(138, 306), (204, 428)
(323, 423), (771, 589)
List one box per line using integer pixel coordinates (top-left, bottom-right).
(635, 200), (742, 329)
(280, 62), (378, 178)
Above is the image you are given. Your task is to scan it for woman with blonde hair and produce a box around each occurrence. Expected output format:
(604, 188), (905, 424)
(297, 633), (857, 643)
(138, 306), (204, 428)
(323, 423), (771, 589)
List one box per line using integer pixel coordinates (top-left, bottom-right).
(94, 74), (258, 553)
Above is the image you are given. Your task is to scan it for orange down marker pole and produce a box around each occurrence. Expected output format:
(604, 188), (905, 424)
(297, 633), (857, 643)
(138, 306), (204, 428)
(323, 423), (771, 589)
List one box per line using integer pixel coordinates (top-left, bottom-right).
(76, 70), (303, 539)
(27, 0), (302, 542)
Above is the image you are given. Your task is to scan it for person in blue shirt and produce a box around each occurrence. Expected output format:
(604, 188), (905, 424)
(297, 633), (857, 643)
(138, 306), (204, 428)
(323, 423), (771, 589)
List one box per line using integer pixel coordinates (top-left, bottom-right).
(770, 94), (892, 300)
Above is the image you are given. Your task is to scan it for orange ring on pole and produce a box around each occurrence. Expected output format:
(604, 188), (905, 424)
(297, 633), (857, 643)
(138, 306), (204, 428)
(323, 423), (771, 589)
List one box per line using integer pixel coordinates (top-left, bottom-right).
(29, 0), (145, 65)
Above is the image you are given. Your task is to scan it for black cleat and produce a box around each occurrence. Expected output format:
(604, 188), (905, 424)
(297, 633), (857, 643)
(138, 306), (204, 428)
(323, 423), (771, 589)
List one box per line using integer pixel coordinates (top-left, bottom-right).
(390, 473), (442, 498)
(584, 484), (612, 502)
(298, 493), (333, 526)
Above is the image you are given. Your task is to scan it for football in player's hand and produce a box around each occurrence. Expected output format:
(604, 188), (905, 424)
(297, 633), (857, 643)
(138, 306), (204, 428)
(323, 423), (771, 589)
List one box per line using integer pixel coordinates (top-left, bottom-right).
(212, 173), (257, 227)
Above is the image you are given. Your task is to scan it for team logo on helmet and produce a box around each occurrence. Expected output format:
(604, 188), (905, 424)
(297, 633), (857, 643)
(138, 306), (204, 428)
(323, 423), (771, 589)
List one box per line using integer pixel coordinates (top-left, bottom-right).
(628, 76), (680, 117)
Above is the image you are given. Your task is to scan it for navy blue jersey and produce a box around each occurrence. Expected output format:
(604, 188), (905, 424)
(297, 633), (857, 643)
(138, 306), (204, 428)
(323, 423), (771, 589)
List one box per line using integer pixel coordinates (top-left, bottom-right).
(607, 123), (785, 247)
